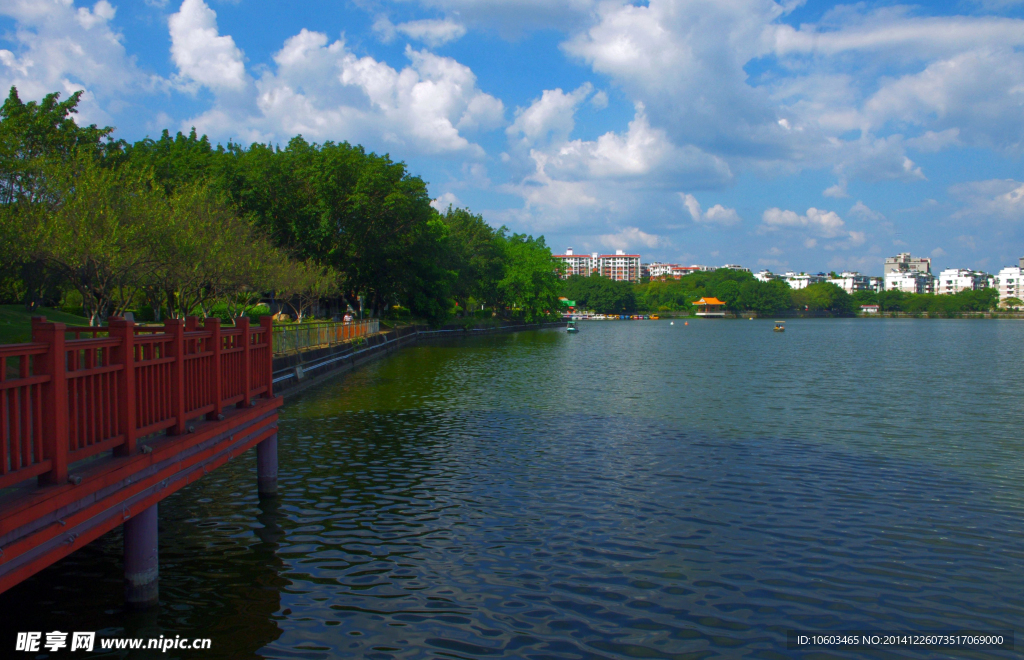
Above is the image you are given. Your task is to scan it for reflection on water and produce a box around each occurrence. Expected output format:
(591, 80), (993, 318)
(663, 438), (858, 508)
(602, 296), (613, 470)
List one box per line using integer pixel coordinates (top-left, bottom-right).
(2, 320), (1023, 659)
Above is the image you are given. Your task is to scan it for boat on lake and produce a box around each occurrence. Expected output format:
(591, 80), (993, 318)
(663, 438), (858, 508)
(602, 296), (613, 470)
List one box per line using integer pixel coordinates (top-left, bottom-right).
(567, 320), (579, 333)
(774, 321), (785, 332)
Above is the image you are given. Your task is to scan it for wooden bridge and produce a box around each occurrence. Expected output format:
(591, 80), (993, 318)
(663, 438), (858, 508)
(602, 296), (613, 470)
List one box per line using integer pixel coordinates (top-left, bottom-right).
(0, 316), (282, 606)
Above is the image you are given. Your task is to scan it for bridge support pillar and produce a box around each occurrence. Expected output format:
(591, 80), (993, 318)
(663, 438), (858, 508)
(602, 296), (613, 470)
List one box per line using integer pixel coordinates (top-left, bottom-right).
(124, 504), (159, 608)
(257, 434), (278, 497)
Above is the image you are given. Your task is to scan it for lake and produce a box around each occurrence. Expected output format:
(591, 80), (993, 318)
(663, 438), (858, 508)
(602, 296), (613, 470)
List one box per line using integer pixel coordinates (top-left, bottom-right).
(2, 319), (1022, 658)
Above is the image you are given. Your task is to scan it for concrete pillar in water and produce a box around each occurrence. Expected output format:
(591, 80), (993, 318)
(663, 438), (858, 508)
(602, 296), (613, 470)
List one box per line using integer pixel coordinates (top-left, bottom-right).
(257, 433), (278, 497)
(124, 504), (159, 607)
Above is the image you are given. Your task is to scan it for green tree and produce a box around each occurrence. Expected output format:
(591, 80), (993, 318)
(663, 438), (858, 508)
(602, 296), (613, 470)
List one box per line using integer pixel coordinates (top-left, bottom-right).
(496, 232), (560, 321)
(792, 282), (855, 315)
(34, 156), (163, 325)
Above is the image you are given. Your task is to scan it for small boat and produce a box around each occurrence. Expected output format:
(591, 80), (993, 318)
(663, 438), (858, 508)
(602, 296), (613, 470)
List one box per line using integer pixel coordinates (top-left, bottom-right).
(566, 320), (579, 333)
(773, 321), (785, 332)
(650, 314), (659, 320)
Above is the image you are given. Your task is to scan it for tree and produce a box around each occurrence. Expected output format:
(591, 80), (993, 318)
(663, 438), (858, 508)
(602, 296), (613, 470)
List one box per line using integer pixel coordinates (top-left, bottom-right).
(439, 206), (502, 313)
(496, 232), (560, 321)
(562, 275), (637, 314)
(34, 156), (162, 325)
(278, 260), (342, 322)
(0, 86), (121, 309)
(1001, 296), (1023, 310)
(792, 282), (855, 315)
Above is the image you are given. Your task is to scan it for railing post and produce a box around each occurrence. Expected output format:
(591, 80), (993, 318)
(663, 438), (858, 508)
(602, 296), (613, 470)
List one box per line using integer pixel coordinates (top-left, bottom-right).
(238, 317), (252, 408)
(109, 318), (137, 457)
(31, 318), (68, 485)
(206, 318), (222, 420)
(260, 316), (274, 399)
(165, 318), (186, 435)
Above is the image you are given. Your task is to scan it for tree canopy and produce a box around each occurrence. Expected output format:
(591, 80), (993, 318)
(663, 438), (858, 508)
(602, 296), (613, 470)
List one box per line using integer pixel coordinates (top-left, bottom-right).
(0, 86), (564, 328)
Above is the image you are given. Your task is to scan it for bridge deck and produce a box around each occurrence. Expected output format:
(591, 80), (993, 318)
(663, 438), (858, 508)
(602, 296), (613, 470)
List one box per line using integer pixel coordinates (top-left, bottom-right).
(0, 315), (280, 597)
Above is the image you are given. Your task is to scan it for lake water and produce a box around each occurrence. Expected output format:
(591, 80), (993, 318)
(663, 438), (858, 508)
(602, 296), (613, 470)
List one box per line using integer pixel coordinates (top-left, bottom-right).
(2, 319), (1022, 659)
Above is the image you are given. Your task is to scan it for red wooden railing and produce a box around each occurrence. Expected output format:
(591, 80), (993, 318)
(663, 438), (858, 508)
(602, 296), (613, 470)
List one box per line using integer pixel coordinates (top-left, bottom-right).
(0, 316), (274, 490)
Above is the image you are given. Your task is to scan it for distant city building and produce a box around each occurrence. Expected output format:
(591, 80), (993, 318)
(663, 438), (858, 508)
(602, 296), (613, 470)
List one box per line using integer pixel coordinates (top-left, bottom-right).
(996, 265), (1024, 301)
(884, 252), (931, 275)
(645, 264), (709, 280)
(721, 264), (750, 272)
(646, 262), (676, 278)
(753, 270), (780, 283)
(782, 272), (826, 290)
(552, 248), (594, 278)
(827, 272), (884, 295)
(934, 268), (990, 295)
(599, 250), (641, 282)
(860, 304), (880, 314)
(885, 270), (935, 294)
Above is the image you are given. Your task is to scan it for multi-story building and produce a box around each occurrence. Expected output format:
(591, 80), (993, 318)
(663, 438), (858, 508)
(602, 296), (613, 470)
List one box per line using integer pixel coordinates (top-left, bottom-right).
(782, 272), (826, 290)
(996, 265), (1024, 301)
(552, 248), (595, 278)
(753, 270), (780, 283)
(646, 262), (676, 278)
(826, 272), (884, 295)
(884, 252), (931, 275)
(934, 268), (990, 295)
(554, 249), (641, 282)
(721, 264), (749, 272)
(885, 270), (934, 294)
(598, 250), (641, 282)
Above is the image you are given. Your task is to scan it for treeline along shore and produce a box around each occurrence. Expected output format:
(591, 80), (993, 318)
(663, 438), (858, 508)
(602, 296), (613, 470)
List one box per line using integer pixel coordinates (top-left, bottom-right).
(0, 87), (562, 329)
(0, 87), (1006, 335)
(564, 267), (1001, 318)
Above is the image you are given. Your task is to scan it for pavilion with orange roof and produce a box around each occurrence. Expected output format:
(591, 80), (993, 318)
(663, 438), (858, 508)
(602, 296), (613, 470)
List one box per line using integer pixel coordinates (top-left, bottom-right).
(693, 297), (726, 317)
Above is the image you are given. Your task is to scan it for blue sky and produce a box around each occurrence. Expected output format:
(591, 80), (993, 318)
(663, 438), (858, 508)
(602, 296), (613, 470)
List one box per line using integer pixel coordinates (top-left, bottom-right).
(2, 0), (1023, 275)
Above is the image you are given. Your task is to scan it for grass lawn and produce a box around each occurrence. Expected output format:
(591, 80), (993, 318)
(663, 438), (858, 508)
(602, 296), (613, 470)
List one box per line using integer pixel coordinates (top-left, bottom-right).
(0, 305), (88, 343)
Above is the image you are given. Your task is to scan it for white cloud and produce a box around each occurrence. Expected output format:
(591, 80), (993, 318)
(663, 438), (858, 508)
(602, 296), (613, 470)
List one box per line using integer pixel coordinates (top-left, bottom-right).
(374, 16), (467, 47)
(823, 180), (849, 198)
(949, 179), (1024, 221)
(848, 201), (885, 222)
(400, 0), (597, 35)
(534, 104), (731, 183)
(174, 22), (503, 156)
(762, 207), (847, 238)
(507, 83), (593, 148)
(680, 193), (742, 226)
(0, 0), (154, 126)
(430, 191), (462, 211)
(772, 13), (1024, 59)
(76, 1), (115, 29)
(761, 206), (866, 249)
(599, 226), (666, 250)
(169, 0), (248, 92)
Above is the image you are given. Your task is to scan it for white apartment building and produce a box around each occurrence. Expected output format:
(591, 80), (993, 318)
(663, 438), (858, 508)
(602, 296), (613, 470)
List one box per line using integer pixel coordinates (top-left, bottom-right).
(934, 268), (990, 295)
(754, 270), (780, 283)
(996, 266), (1024, 301)
(721, 264), (750, 272)
(884, 252), (931, 274)
(599, 250), (641, 282)
(885, 270), (935, 294)
(555, 248), (641, 282)
(553, 248), (595, 278)
(826, 272), (884, 295)
(782, 272), (826, 290)
(646, 262), (676, 278)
